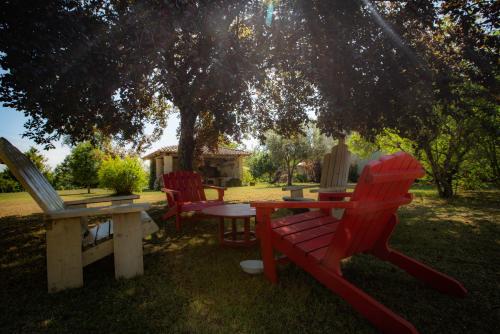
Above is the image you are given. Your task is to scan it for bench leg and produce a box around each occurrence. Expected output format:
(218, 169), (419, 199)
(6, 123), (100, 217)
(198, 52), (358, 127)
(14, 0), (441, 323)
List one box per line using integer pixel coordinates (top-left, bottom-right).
(46, 218), (83, 293)
(290, 189), (304, 198)
(112, 212), (144, 279)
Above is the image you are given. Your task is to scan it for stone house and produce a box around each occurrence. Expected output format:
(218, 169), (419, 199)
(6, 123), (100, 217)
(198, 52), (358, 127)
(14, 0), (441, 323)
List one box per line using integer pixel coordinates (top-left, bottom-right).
(143, 145), (250, 188)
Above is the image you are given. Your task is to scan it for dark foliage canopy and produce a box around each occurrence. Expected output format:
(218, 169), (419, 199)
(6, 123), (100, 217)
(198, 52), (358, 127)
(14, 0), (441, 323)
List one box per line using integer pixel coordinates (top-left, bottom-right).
(1, 0), (498, 172)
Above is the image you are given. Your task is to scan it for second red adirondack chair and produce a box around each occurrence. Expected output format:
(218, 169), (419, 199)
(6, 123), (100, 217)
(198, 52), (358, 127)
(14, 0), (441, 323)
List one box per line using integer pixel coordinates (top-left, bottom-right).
(251, 152), (467, 334)
(162, 171), (226, 231)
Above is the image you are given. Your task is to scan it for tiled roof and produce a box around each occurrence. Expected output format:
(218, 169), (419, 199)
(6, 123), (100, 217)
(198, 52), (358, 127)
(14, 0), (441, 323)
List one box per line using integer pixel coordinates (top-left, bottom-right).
(143, 145), (250, 159)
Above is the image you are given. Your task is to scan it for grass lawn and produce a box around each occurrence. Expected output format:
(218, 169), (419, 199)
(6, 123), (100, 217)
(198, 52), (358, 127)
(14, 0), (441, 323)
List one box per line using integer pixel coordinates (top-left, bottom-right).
(0, 185), (498, 333)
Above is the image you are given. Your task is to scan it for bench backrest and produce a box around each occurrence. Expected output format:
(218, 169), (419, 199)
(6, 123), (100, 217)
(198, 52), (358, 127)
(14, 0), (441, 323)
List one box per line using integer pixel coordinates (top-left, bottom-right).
(162, 171), (207, 204)
(0, 137), (65, 212)
(328, 152), (424, 259)
(319, 138), (351, 190)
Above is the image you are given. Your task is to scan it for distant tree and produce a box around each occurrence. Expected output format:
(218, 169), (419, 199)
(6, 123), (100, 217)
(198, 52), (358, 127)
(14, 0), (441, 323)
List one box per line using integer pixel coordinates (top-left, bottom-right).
(0, 146), (53, 192)
(0, 170), (22, 193)
(266, 131), (312, 186)
(53, 156), (75, 190)
(247, 150), (278, 183)
(24, 147), (52, 177)
(308, 126), (333, 182)
(68, 142), (104, 193)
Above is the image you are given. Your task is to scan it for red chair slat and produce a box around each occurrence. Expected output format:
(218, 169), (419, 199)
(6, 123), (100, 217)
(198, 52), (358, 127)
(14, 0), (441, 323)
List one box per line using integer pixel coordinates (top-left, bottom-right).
(271, 211), (325, 228)
(283, 224), (338, 245)
(162, 171), (225, 230)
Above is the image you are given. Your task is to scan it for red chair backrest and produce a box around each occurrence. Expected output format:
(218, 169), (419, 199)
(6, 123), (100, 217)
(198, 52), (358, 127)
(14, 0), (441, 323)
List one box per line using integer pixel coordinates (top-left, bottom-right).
(328, 152), (424, 259)
(162, 171), (207, 205)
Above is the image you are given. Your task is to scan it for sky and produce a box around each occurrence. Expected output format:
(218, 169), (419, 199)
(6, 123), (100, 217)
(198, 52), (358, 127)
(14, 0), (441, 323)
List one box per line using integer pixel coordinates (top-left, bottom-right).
(0, 105), (259, 169)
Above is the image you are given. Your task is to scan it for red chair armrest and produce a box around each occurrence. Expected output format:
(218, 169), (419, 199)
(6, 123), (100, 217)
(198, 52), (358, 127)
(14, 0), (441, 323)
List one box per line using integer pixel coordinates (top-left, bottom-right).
(318, 192), (353, 201)
(203, 184), (226, 201)
(161, 187), (180, 196)
(161, 188), (181, 204)
(250, 201), (357, 210)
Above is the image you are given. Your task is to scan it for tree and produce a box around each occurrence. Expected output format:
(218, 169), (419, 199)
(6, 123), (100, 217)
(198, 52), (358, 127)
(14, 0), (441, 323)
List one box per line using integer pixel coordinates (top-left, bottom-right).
(266, 131), (312, 186)
(0, 1), (267, 169)
(53, 156), (75, 190)
(0, 146), (53, 192)
(154, 1), (265, 170)
(24, 147), (52, 175)
(247, 150), (278, 183)
(0, 170), (22, 193)
(282, 0), (498, 198)
(68, 142), (103, 193)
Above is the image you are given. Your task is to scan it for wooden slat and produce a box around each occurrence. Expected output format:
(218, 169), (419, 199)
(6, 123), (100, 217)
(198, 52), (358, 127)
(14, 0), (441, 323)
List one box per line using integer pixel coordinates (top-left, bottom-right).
(320, 152), (332, 187)
(163, 171), (207, 203)
(274, 216), (337, 237)
(141, 212), (159, 235)
(65, 195), (139, 206)
(284, 224), (338, 244)
(46, 203), (150, 219)
(271, 211), (326, 228)
(0, 137), (65, 212)
(82, 239), (114, 267)
(296, 233), (335, 253)
(308, 246), (329, 263)
(252, 201), (358, 210)
(367, 169), (425, 184)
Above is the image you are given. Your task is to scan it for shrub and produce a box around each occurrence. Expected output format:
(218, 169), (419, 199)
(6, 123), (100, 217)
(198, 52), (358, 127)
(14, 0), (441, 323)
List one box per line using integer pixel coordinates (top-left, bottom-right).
(241, 167), (254, 186)
(294, 173), (308, 183)
(98, 156), (148, 195)
(0, 172), (22, 193)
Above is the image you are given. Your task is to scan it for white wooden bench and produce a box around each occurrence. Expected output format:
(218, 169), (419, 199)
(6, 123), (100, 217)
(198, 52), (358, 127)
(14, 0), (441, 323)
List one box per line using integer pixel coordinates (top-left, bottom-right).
(283, 136), (351, 200)
(0, 137), (159, 292)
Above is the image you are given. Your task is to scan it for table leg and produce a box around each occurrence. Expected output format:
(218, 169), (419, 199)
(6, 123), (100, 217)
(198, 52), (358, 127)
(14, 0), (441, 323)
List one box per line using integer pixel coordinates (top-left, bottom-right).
(219, 217), (225, 244)
(244, 217), (250, 244)
(231, 218), (237, 240)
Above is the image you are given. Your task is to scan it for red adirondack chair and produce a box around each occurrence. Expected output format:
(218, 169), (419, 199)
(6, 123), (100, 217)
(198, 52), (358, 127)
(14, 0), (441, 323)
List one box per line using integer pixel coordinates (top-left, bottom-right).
(251, 152), (467, 334)
(162, 171), (226, 231)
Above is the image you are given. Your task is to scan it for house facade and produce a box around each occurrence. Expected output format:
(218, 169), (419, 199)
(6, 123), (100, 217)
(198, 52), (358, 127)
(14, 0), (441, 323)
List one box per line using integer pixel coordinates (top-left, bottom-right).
(143, 145), (250, 189)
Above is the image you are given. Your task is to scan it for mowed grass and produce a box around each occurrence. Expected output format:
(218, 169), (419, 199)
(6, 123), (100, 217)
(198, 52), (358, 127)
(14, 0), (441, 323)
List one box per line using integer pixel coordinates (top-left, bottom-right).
(0, 185), (498, 333)
(0, 183), (295, 217)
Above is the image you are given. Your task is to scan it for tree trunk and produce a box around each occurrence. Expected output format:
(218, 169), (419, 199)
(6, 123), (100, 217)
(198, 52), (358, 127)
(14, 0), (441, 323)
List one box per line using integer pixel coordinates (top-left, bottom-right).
(286, 164), (295, 186)
(87, 185), (90, 194)
(287, 172), (293, 186)
(270, 170), (281, 184)
(178, 109), (197, 171)
(423, 144), (455, 198)
(436, 177), (454, 198)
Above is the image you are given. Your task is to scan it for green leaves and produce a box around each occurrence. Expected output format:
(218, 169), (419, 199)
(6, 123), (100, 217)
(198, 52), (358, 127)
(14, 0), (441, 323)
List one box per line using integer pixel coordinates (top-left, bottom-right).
(98, 156), (148, 195)
(68, 142), (103, 192)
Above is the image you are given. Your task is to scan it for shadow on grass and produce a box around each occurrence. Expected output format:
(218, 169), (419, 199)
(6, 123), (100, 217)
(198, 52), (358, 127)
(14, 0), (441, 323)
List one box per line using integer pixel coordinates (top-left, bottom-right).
(0, 193), (498, 333)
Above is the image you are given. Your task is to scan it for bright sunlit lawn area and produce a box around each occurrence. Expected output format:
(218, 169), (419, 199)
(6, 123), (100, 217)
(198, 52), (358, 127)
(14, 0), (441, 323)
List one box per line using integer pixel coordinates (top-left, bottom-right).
(0, 185), (498, 333)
